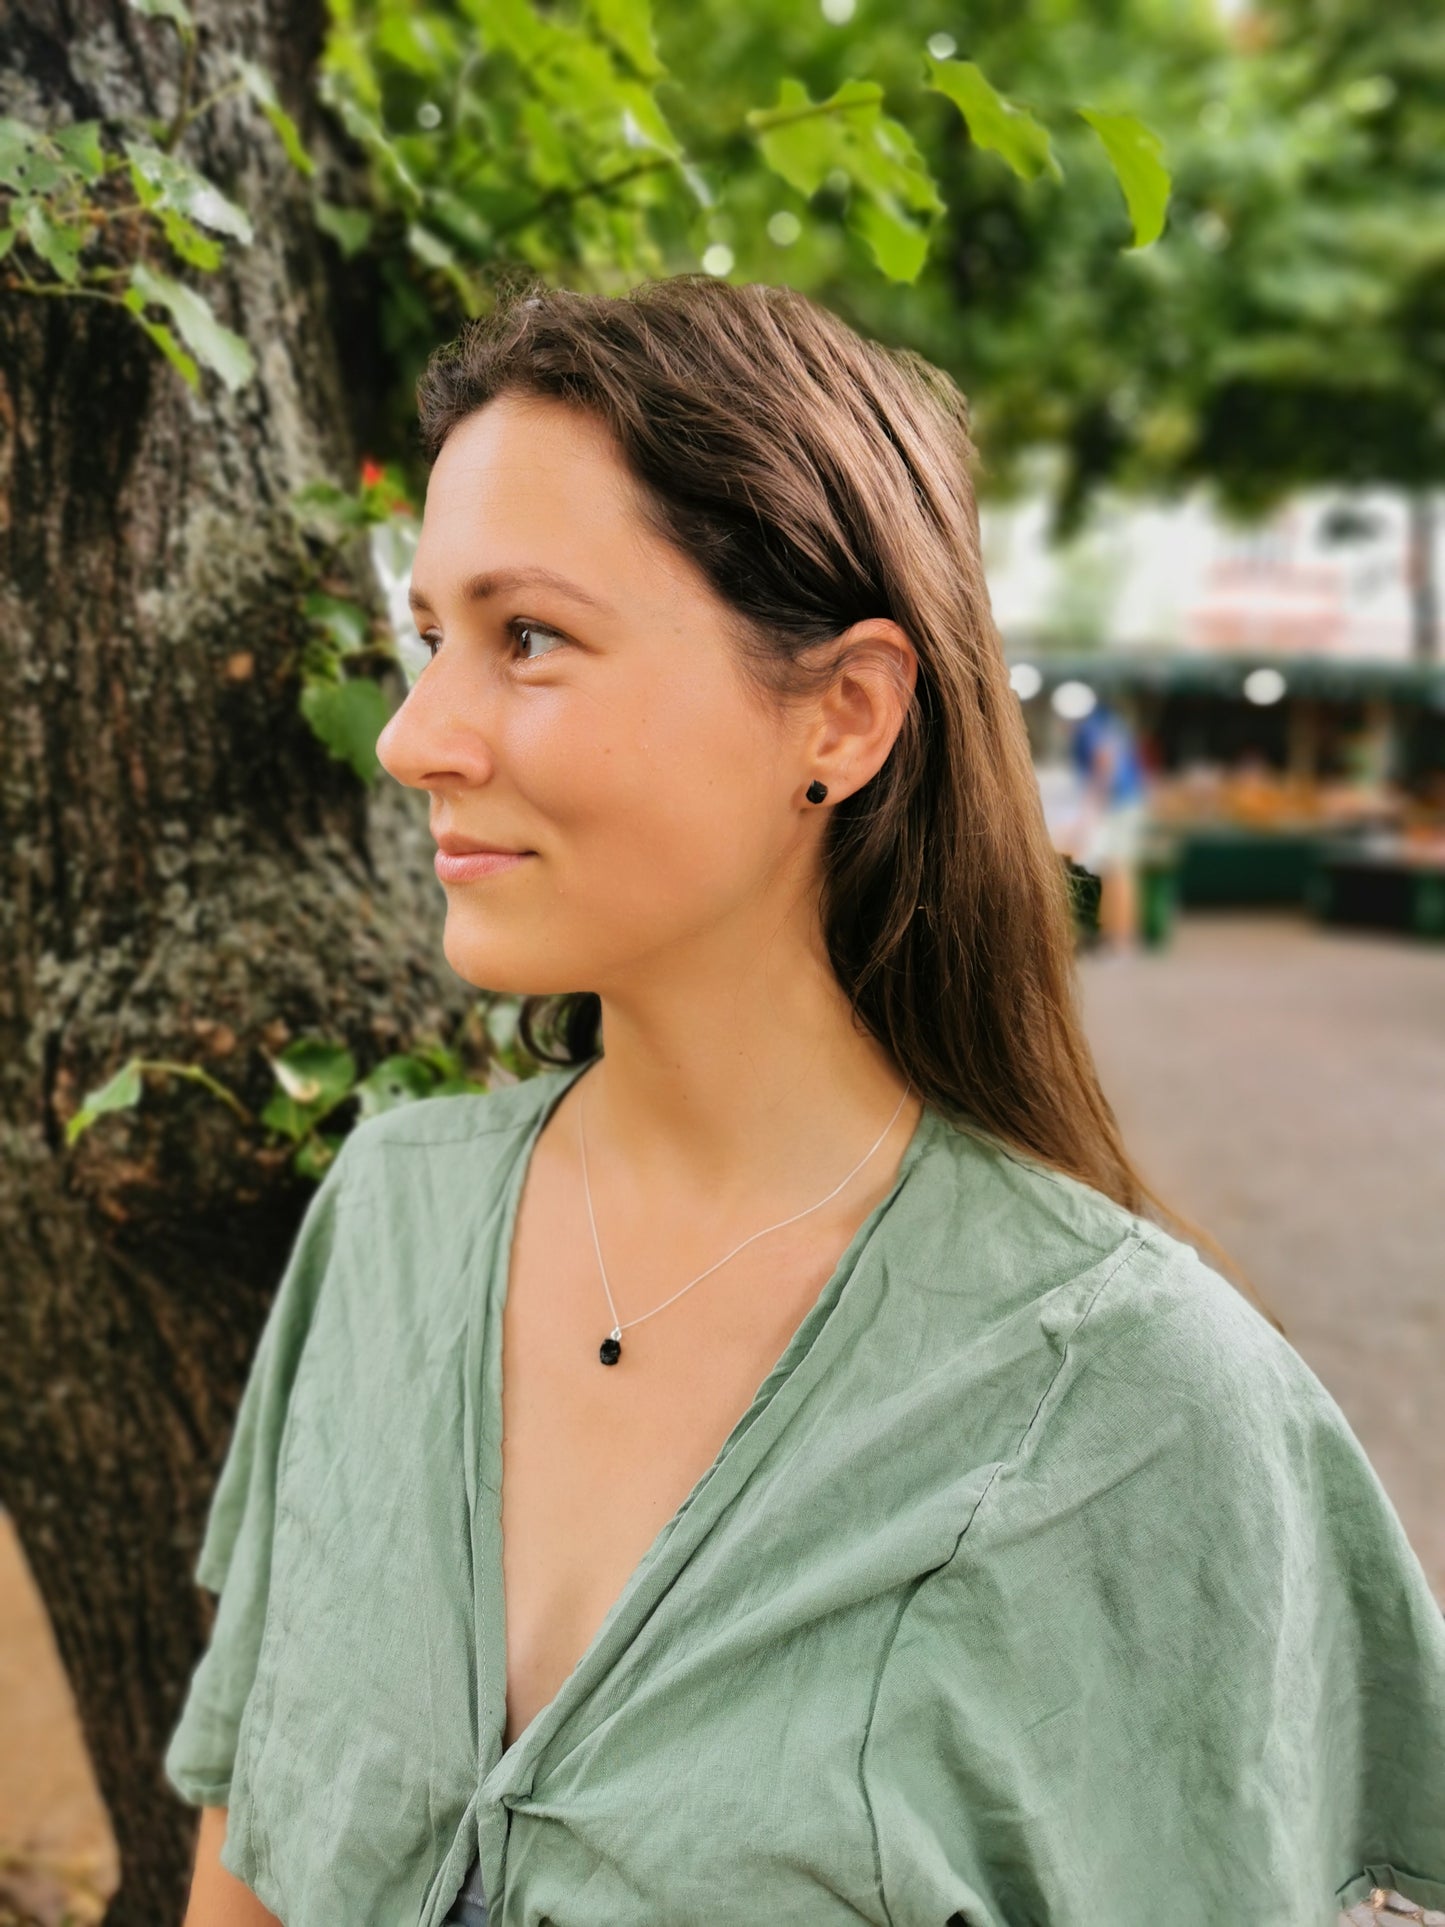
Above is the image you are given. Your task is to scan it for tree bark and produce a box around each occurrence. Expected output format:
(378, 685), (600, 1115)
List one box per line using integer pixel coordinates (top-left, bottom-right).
(0, 4), (466, 1918)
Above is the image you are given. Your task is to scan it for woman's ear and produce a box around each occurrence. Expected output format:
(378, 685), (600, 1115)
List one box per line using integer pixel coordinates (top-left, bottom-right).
(805, 619), (918, 800)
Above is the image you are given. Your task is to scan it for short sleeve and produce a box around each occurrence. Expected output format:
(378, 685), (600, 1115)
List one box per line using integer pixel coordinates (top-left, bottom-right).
(863, 1234), (1445, 1926)
(163, 1137), (356, 1810)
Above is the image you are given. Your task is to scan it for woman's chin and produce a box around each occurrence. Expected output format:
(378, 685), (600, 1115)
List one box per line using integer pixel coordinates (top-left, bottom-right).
(438, 927), (576, 1001)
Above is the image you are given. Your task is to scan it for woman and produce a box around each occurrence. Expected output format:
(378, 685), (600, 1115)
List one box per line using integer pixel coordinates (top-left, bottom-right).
(165, 276), (1445, 1927)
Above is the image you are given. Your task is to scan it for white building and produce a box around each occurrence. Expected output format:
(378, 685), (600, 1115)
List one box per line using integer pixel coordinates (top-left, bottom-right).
(978, 458), (1443, 663)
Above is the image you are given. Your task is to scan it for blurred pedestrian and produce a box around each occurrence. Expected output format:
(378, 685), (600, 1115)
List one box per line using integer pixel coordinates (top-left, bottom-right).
(1068, 696), (1150, 955)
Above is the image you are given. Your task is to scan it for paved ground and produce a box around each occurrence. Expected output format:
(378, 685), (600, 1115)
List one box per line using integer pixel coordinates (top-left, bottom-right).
(1077, 910), (1444, 1599)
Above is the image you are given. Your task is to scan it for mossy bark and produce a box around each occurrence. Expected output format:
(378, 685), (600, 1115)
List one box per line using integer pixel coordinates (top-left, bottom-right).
(0, 4), (466, 1918)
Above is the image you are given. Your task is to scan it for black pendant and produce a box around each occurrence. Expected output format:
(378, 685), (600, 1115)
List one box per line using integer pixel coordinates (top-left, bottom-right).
(599, 1333), (622, 1365)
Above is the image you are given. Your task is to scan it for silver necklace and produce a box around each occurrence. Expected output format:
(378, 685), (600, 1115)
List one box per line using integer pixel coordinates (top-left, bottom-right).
(579, 1075), (915, 1365)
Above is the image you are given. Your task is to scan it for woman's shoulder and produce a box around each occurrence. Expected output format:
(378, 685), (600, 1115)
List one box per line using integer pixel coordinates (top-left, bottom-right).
(281, 1069), (579, 1321)
(333, 1062), (576, 1177)
(974, 1196), (1402, 1578)
(874, 1145), (1445, 1925)
(930, 1114), (1283, 1353)
(919, 1112), (1370, 1498)
(1060, 1216), (1310, 1421)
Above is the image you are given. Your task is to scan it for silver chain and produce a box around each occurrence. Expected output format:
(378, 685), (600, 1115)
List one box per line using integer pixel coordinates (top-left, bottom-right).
(579, 1074), (915, 1348)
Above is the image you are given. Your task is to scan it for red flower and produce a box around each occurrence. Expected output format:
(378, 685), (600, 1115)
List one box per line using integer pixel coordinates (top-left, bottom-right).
(360, 458), (385, 488)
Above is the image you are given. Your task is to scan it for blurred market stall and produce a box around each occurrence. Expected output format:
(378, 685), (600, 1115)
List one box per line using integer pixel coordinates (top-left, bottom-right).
(1016, 648), (1445, 943)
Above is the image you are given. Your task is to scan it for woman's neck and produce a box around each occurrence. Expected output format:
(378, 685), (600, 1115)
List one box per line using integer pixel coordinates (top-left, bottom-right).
(565, 978), (920, 1232)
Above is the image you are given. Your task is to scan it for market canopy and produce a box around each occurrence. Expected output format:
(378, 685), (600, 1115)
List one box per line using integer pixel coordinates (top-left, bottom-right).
(1002, 646), (1445, 706)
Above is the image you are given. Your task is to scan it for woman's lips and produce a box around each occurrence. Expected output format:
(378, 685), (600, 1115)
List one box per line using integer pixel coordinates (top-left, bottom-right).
(434, 850), (533, 883)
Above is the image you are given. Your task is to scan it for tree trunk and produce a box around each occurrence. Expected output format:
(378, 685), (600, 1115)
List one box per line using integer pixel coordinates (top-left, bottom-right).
(0, 5), (465, 1919)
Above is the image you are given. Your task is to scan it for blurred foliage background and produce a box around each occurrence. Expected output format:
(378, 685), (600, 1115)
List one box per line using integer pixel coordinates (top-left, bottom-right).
(304, 0), (1445, 531)
(14, 0), (1436, 664)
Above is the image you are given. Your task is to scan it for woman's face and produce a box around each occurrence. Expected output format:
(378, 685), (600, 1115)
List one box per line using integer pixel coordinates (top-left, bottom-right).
(376, 392), (832, 1000)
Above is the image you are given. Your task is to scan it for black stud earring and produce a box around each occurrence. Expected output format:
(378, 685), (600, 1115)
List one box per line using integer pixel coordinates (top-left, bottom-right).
(806, 779), (828, 804)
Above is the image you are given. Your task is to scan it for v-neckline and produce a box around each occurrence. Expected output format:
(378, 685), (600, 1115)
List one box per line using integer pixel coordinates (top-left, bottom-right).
(465, 1055), (938, 1812)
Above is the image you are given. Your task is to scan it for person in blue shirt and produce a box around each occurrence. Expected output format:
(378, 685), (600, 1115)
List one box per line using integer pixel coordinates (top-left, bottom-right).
(1068, 698), (1150, 954)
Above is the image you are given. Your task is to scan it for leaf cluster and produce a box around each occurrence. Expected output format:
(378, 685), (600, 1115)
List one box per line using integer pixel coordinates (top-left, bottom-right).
(66, 991), (539, 1179)
(307, 0), (1166, 464)
(0, 0), (318, 389)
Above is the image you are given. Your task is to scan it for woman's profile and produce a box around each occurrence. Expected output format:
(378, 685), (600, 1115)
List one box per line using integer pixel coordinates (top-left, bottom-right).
(165, 275), (1445, 1927)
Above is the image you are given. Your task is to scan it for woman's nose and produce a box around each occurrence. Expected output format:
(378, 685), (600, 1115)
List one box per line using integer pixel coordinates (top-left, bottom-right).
(376, 661), (496, 793)
(374, 679), (427, 790)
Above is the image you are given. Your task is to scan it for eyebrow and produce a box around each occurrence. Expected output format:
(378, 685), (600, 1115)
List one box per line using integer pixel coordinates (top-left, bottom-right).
(406, 566), (614, 617)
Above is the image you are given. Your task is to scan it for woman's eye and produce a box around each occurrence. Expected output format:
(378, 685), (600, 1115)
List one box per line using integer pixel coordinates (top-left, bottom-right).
(415, 620), (566, 668)
(507, 617), (566, 665)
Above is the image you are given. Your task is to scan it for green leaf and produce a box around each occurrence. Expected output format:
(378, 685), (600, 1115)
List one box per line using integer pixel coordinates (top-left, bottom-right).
(66, 1059), (145, 1146)
(312, 196), (374, 258)
(298, 674), (393, 782)
(860, 112), (938, 197)
(235, 56), (316, 178)
(409, 1039), (474, 1084)
(678, 159), (714, 209)
(517, 96), (581, 189)
(52, 120), (106, 183)
(262, 1037), (357, 1145)
(293, 1131), (345, 1181)
(925, 58), (1062, 184)
(372, 13), (456, 76)
(405, 219), (461, 272)
(0, 225), (15, 262)
(121, 139), (254, 242)
(260, 1048), (354, 1133)
(747, 77), (882, 196)
(0, 119), (67, 195)
(290, 477), (373, 535)
(314, 72), (422, 209)
(126, 261), (255, 393)
(352, 1053), (442, 1116)
(158, 205), (224, 270)
(747, 78), (941, 283)
(461, 0), (549, 65)
(22, 204), (86, 283)
(120, 291), (201, 387)
(1077, 108), (1170, 248)
(422, 186), (493, 254)
(405, 220), (476, 304)
(586, 0), (665, 81)
(303, 591), (371, 654)
(269, 1038), (357, 1109)
(126, 0), (195, 35)
(850, 193), (931, 282)
(129, 311), (201, 389)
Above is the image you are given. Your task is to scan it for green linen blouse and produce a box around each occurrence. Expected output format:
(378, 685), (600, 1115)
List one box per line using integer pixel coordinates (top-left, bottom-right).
(164, 1055), (1445, 1927)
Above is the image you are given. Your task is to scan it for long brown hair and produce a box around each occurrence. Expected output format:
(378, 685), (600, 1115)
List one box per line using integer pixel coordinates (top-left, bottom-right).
(414, 271), (1279, 1332)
